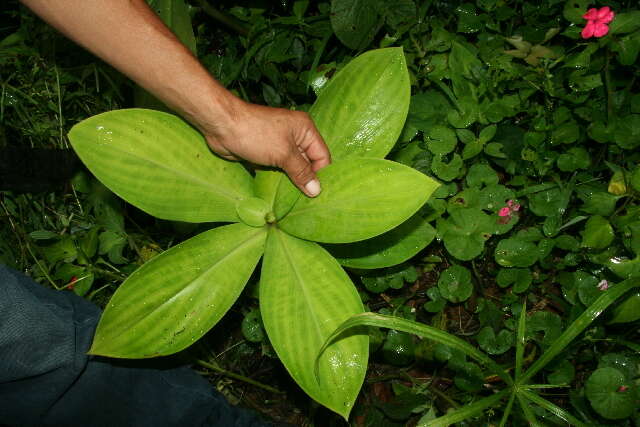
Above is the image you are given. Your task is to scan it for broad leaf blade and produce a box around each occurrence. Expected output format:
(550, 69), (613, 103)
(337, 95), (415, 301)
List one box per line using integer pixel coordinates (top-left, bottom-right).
(89, 223), (266, 358)
(279, 158), (440, 243)
(69, 109), (254, 223)
(325, 214), (436, 269)
(254, 169), (282, 211)
(310, 47), (410, 160)
(272, 47), (411, 212)
(260, 228), (367, 419)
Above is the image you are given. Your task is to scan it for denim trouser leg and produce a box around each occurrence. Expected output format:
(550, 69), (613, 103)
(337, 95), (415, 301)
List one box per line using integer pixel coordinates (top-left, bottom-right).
(0, 265), (268, 427)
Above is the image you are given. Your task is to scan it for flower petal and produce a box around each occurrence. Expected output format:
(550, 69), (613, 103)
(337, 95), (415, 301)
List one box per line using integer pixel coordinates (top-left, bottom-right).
(593, 22), (610, 38)
(583, 8), (599, 20)
(581, 21), (596, 39)
(498, 207), (511, 217)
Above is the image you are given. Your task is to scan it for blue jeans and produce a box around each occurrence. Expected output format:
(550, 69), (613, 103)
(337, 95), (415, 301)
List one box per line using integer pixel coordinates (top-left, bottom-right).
(0, 265), (268, 427)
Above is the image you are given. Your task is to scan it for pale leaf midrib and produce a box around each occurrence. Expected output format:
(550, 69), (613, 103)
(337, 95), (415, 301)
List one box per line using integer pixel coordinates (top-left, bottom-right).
(277, 231), (327, 359)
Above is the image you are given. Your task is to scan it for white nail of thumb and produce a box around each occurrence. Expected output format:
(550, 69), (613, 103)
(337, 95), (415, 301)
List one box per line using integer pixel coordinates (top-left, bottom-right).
(304, 179), (321, 197)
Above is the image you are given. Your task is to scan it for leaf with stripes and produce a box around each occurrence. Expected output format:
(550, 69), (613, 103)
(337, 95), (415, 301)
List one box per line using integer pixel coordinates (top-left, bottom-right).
(89, 223), (266, 358)
(260, 228), (368, 419)
(272, 47), (411, 213)
(310, 47), (410, 160)
(279, 158), (440, 243)
(325, 213), (436, 269)
(69, 109), (254, 223)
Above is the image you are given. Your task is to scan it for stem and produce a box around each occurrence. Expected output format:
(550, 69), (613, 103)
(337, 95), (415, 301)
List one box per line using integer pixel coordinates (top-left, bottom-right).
(90, 266), (127, 281)
(195, 0), (249, 37)
(196, 359), (284, 394)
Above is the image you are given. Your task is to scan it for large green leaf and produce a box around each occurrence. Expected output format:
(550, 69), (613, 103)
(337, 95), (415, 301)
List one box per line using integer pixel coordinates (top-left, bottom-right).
(272, 47), (411, 212)
(253, 169), (282, 212)
(310, 48), (410, 160)
(279, 158), (439, 243)
(69, 109), (254, 223)
(260, 228), (367, 419)
(89, 223), (266, 358)
(325, 214), (436, 269)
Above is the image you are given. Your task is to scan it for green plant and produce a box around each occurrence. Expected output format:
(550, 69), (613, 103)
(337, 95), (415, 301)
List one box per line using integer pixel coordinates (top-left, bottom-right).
(322, 277), (639, 425)
(67, 47), (440, 418)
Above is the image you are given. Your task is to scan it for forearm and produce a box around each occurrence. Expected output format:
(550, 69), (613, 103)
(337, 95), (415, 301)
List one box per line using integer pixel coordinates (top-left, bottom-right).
(20, 0), (238, 134)
(21, 0), (330, 196)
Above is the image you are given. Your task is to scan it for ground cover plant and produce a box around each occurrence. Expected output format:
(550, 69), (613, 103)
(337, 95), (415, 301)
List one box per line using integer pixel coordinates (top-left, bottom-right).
(2, 0), (640, 425)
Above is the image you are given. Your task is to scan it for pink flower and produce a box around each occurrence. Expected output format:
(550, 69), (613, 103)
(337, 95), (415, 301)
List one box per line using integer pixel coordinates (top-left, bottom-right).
(497, 200), (521, 224)
(581, 7), (615, 39)
(597, 279), (609, 291)
(617, 385), (629, 392)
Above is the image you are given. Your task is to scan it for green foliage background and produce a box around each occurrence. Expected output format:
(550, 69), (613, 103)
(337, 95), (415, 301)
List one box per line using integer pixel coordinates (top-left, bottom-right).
(1, 0), (640, 425)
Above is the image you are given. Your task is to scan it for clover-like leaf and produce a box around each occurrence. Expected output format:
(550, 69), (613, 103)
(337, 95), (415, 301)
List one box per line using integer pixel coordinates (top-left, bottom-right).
(260, 228), (367, 419)
(585, 367), (638, 420)
(438, 208), (493, 261)
(69, 109), (253, 223)
(476, 327), (513, 355)
(608, 292), (640, 324)
(279, 158), (439, 243)
(89, 223), (266, 358)
(495, 237), (538, 267)
(325, 213), (436, 269)
(438, 264), (473, 303)
(581, 215), (614, 249)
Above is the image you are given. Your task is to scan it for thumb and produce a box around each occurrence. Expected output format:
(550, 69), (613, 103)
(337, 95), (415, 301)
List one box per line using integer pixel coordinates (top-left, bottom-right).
(281, 151), (322, 197)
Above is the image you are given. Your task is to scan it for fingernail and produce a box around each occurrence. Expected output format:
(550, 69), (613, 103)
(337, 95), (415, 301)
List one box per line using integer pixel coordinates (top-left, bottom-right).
(304, 179), (321, 197)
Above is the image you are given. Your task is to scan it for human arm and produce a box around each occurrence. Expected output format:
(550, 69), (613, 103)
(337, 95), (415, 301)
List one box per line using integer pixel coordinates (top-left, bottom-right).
(19, 0), (330, 196)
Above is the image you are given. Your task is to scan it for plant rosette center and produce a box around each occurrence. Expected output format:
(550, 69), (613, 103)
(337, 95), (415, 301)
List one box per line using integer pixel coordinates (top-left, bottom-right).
(236, 196), (272, 227)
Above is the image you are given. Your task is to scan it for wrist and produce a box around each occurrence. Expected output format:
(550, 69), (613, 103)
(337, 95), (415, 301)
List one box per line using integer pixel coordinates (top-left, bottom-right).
(183, 80), (245, 140)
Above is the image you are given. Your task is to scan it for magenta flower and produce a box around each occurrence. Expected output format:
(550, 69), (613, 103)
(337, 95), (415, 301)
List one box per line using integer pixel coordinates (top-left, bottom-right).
(497, 200), (521, 224)
(581, 7), (615, 39)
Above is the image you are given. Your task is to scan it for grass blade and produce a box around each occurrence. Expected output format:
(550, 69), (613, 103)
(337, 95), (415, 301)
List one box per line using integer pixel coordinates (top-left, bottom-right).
(520, 389), (587, 426)
(517, 393), (539, 426)
(498, 390), (516, 427)
(318, 312), (513, 385)
(426, 389), (510, 427)
(520, 279), (638, 384)
(515, 298), (527, 382)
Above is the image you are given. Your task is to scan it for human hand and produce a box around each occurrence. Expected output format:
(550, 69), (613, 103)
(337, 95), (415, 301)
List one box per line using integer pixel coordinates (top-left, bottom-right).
(200, 100), (331, 197)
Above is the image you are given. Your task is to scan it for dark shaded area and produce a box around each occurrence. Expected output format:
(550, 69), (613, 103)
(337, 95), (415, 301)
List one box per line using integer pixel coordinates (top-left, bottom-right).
(0, 148), (79, 193)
